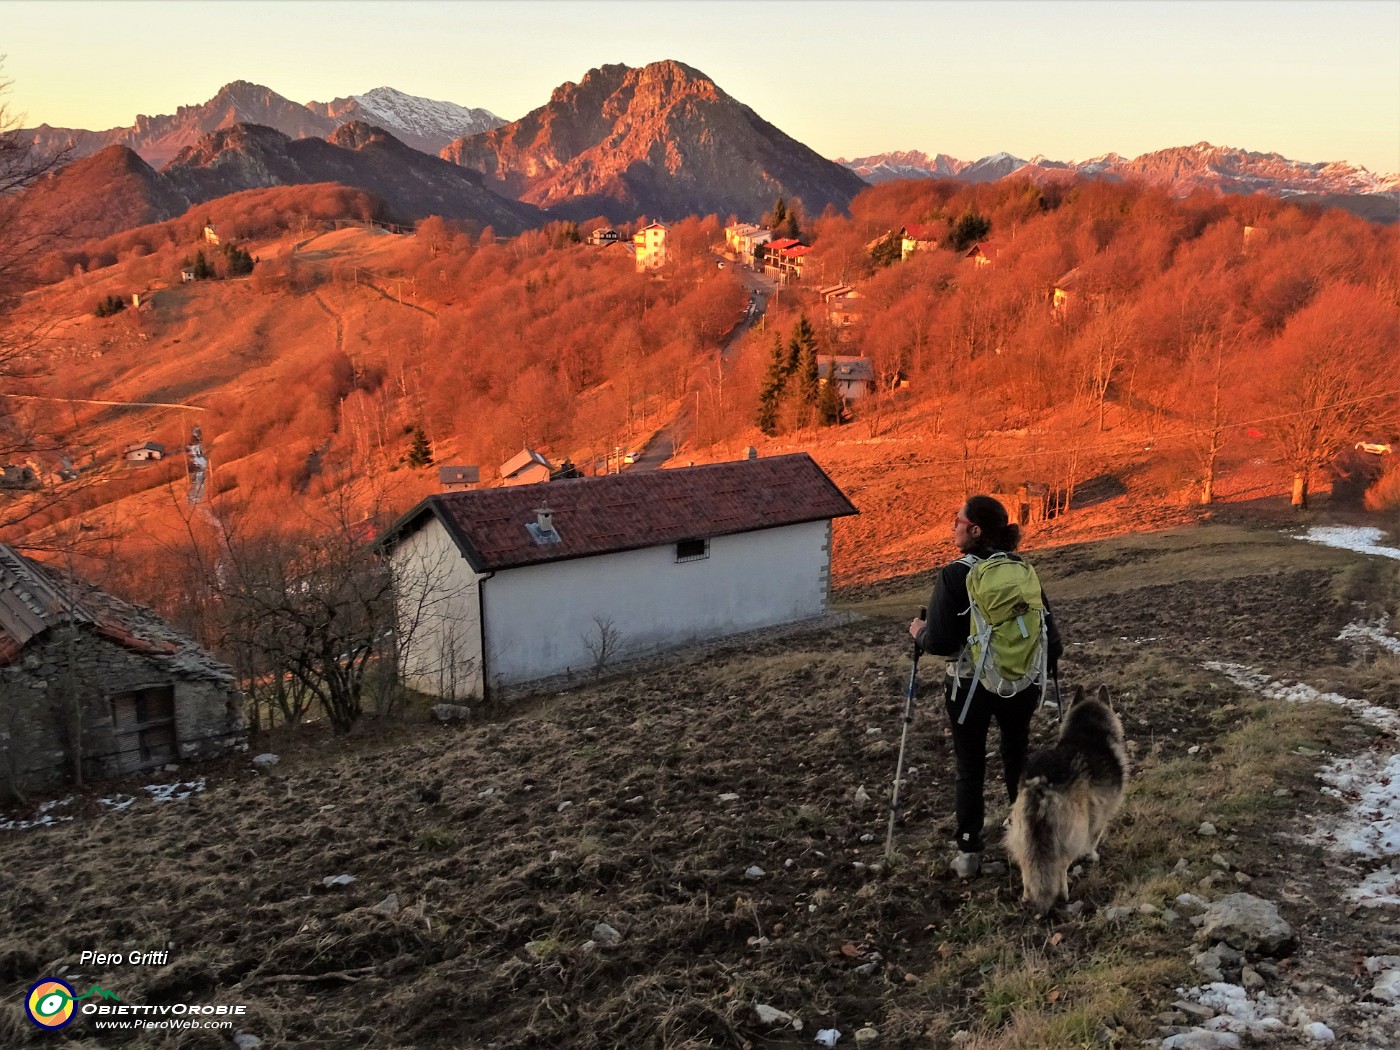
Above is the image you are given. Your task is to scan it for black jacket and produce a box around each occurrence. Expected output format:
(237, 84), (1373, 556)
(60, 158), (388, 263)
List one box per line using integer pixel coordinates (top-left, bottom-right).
(916, 550), (1063, 668)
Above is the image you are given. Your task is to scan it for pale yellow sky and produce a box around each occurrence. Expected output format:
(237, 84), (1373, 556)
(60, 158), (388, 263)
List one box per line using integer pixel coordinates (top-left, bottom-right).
(6, 0), (1399, 173)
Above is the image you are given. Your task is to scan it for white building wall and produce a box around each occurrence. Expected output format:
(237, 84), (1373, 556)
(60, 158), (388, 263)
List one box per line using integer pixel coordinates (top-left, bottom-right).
(391, 518), (486, 699)
(481, 520), (832, 689)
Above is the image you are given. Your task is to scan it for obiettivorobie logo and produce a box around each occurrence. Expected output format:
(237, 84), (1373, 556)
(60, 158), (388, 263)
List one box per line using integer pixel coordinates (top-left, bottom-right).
(25, 979), (121, 1029)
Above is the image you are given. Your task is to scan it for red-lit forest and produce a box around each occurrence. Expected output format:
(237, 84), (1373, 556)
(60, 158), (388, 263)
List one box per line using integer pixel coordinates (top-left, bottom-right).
(1, 169), (1397, 728)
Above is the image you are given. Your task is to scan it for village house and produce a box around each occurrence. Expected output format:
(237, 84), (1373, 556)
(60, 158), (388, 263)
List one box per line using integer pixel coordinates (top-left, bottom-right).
(965, 242), (999, 266)
(817, 356), (877, 401)
(0, 545), (244, 798)
(728, 225), (772, 269)
(900, 223), (942, 260)
(499, 449), (553, 486)
(202, 224), (220, 246)
(588, 227), (620, 246)
(438, 465), (480, 490)
(1052, 267), (1081, 319)
(376, 454), (858, 699)
(632, 221), (669, 272)
(123, 442), (166, 463)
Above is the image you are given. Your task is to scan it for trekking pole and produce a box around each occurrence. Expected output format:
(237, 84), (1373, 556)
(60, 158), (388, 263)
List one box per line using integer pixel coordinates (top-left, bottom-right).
(884, 607), (925, 862)
(1051, 665), (1064, 723)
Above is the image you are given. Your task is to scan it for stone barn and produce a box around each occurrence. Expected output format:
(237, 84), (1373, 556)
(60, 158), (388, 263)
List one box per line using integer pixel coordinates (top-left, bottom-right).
(0, 545), (244, 798)
(377, 453), (858, 699)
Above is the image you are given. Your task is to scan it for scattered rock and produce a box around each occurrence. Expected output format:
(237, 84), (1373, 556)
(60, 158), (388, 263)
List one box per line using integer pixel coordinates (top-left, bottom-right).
(745, 865), (766, 879)
(754, 1003), (800, 1029)
(431, 703), (471, 722)
(814, 1029), (842, 1047)
(1198, 822), (1218, 837)
(591, 921), (621, 944)
(1195, 893), (1296, 956)
(1303, 1021), (1334, 1042)
(1370, 968), (1400, 1003)
(321, 874), (356, 889)
(718, 793), (740, 803)
(1239, 965), (1264, 990)
(855, 1026), (879, 1045)
(251, 753), (279, 770)
(1162, 1031), (1240, 1050)
(1104, 906), (1135, 921)
(233, 1035), (263, 1050)
(557, 801), (573, 812)
(1211, 853), (1233, 870)
(853, 784), (871, 804)
(369, 893), (399, 917)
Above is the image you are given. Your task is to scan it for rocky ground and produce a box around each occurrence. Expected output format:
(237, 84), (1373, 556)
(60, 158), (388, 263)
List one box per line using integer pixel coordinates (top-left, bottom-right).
(2, 511), (1399, 1049)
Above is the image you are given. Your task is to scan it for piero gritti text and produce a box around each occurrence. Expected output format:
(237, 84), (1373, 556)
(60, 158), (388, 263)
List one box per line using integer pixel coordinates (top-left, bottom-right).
(79, 950), (170, 966)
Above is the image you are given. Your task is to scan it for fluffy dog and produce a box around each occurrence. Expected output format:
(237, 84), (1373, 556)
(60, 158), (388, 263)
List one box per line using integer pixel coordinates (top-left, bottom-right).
(1005, 685), (1128, 916)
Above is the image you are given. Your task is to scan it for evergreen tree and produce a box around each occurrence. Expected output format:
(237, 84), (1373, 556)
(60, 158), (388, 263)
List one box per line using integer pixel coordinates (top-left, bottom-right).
(405, 426), (433, 468)
(224, 243), (254, 276)
(191, 249), (211, 280)
(817, 368), (844, 426)
(770, 197), (787, 231)
(946, 208), (991, 252)
(756, 333), (788, 436)
(793, 315), (820, 410)
(869, 230), (902, 268)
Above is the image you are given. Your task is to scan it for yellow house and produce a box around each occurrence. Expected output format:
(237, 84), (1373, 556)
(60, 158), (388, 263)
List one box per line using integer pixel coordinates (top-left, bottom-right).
(633, 222), (669, 272)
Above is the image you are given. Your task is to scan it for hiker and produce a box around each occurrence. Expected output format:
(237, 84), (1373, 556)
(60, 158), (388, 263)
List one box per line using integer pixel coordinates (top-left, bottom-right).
(908, 494), (1062, 878)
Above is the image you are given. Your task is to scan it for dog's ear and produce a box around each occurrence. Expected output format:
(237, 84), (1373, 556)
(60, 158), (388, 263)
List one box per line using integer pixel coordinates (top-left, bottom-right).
(1072, 685), (1085, 706)
(1097, 684), (1113, 710)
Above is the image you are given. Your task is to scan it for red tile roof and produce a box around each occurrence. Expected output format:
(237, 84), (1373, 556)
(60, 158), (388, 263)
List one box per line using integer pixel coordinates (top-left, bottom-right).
(902, 224), (941, 241)
(379, 453), (858, 572)
(765, 237), (802, 252)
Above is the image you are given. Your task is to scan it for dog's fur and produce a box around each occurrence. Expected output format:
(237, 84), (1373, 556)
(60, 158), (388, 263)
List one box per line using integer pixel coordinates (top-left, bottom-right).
(1005, 685), (1128, 916)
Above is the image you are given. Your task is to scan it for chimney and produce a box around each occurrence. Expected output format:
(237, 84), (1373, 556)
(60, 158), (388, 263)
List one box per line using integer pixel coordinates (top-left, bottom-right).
(744, 446), (758, 460)
(535, 506), (553, 533)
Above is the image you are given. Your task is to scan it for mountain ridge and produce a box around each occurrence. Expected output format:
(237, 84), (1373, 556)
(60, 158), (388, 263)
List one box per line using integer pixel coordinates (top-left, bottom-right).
(21, 81), (505, 168)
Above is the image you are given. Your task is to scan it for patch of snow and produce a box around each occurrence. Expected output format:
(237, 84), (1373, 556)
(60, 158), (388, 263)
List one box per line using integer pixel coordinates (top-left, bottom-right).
(1296, 526), (1400, 561)
(1174, 981), (1298, 1039)
(99, 795), (137, 811)
(1338, 617), (1400, 656)
(0, 795), (75, 832)
(1205, 662), (1400, 906)
(143, 777), (206, 803)
(351, 87), (502, 140)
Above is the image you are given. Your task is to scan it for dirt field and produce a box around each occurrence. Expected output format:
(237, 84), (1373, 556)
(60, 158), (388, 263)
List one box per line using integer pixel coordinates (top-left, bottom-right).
(3, 513), (1400, 1048)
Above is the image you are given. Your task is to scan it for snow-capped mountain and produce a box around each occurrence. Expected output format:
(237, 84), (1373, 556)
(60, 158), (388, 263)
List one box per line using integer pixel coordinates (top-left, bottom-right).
(840, 142), (1400, 207)
(21, 82), (505, 168)
(305, 87), (505, 156)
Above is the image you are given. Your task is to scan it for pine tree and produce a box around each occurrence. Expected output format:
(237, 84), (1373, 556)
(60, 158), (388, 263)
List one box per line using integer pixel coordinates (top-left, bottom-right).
(869, 230), (902, 268)
(793, 315), (821, 425)
(405, 426), (433, 468)
(946, 208), (991, 252)
(769, 197), (787, 232)
(817, 368), (844, 426)
(756, 333), (788, 436)
(191, 249), (211, 280)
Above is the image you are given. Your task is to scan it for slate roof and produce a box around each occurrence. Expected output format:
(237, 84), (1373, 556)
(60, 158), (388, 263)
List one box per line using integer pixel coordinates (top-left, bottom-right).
(0, 544), (234, 682)
(818, 356), (875, 383)
(378, 453), (858, 572)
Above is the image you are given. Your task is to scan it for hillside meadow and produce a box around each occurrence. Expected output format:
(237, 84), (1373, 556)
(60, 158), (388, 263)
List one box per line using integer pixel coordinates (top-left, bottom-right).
(2, 516), (1399, 1048)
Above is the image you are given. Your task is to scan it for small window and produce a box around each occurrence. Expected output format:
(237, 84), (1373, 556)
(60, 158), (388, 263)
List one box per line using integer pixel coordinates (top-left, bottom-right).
(676, 538), (709, 563)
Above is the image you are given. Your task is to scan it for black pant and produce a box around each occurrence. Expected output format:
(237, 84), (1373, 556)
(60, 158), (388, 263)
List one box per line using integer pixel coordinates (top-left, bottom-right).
(943, 676), (1039, 853)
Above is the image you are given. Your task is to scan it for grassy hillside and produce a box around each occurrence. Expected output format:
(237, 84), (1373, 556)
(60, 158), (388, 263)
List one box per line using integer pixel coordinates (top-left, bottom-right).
(2, 521), (1398, 1047)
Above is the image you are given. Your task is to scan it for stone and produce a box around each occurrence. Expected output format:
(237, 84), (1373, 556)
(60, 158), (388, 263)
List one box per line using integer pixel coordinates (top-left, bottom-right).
(754, 1004), (798, 1028)
(233, 1036), (263, 1050)
(321, 874), (356, 889)
(251, 753), (279, 769)
(1198, 822), (1218, 836)
(591, 921), (621, 944)
(369, 893), (399, 917)
(855, 1026), (879, 1045)
(1175, 893), (1210, 916)
(1162, 1032), (1240, 1050)
(1195, 893), (1296, 956)
(1240, 965), (1265, 990)
(1303, 1021), (1334, 1042)
(744, 865), (766, 879)
(1370, 968), (1400, 1003)
(853, 784), (871, 804)
(430, 703), (471, 722)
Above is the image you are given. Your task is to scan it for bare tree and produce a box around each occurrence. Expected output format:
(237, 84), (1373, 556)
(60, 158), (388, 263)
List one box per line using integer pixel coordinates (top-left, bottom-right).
(1261, 284), (1399, 508)
(582, 616), (623, 675)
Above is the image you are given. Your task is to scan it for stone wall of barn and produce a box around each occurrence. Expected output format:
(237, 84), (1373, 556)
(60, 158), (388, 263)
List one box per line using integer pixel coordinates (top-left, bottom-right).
(0, 627), (244, 799)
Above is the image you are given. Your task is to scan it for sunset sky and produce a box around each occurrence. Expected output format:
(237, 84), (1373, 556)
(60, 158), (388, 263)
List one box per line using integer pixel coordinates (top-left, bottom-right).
(6, 0), (1399, 174)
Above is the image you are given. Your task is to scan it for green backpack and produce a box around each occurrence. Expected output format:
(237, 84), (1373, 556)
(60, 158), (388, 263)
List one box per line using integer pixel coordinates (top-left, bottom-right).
(955, 552), (1049, 724)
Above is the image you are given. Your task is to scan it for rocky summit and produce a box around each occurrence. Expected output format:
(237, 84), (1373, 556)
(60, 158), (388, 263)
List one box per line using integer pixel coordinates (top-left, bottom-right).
(441, 60), (868, 222)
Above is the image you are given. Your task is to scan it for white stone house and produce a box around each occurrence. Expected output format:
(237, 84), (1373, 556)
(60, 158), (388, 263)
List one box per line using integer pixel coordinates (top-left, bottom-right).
(499, 449), (553, 486)
(124, 442), (166, 463)
(0, 545), (244, 797)
(818, 356), (877, 400)
(376, 453), (858, 700)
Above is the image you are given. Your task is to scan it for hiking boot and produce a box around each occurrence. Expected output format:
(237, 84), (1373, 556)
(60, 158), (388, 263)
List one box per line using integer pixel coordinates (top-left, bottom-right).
(950, 851), (981, 878)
